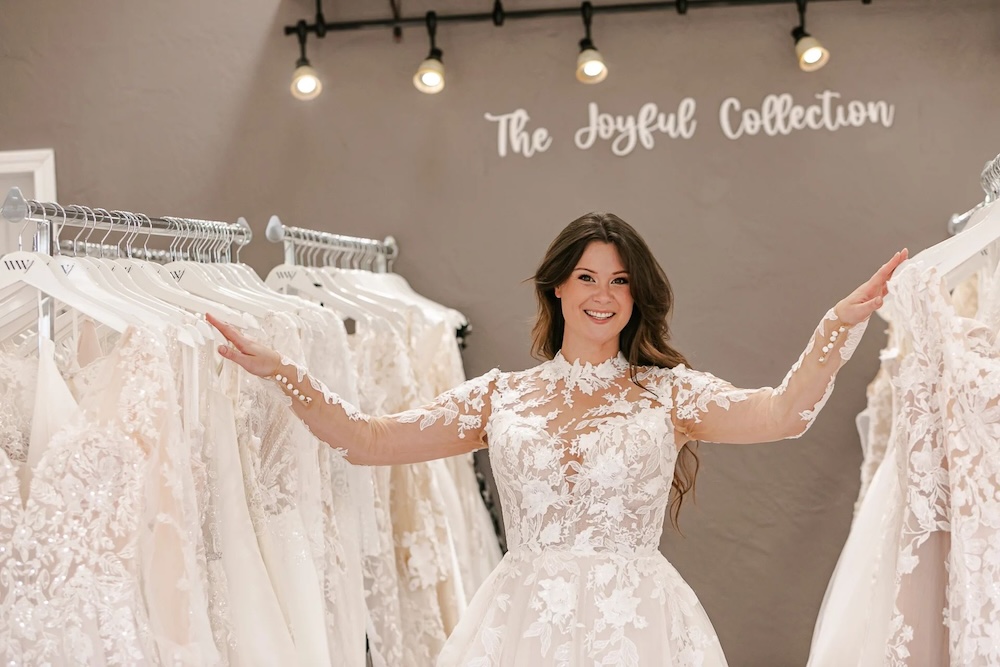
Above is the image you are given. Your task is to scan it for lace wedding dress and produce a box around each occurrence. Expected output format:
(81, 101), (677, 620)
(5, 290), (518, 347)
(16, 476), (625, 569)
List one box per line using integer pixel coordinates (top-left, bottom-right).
(809, 262), (1000, 666)
(282, 307), (865, 666)
(0, 328), (217, 665)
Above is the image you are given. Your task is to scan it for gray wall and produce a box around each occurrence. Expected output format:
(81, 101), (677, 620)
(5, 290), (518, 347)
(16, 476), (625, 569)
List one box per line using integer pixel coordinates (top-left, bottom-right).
(3, 1), (999, 664)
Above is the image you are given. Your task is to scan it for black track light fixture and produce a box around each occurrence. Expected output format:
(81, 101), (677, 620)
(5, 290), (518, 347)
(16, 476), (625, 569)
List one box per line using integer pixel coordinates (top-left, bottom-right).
(791, 0), (830, 72)
(290, 20), (322, 100)
(414, 12), (445, 94)
(576, 2), (607, 84)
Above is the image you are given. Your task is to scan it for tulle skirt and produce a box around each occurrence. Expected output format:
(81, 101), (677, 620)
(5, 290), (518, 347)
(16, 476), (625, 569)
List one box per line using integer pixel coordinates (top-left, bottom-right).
(438, 546), (729, 667)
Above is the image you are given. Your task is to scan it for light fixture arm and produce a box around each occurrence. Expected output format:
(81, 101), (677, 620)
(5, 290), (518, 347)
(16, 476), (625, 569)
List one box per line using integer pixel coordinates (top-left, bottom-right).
(492, 0), (505, 27)
(579, 1), (595, 51)
(425, 11), (442, 60)
(314, 0), (327, 38)
(295, 20), (310, 66)
(793, 0), (808, 38)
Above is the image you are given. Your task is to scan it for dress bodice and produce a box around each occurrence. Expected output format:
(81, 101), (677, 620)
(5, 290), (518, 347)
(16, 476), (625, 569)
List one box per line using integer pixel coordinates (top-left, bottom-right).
(488, 353), (678, 556)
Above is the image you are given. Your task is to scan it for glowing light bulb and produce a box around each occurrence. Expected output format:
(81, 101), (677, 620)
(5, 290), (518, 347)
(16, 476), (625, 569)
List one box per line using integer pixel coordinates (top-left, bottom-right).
(576, 48), (608, 84)
(290, 64), (322, 100)
(414, 56), (445, 94)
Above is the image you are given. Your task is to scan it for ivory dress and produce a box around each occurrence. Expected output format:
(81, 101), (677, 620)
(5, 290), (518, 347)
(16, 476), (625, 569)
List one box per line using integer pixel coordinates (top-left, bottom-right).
(284, 307), (866, 666)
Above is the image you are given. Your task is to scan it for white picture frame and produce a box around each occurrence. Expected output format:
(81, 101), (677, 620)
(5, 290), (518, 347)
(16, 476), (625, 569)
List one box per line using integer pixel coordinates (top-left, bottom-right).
(0, 148), (57, 254)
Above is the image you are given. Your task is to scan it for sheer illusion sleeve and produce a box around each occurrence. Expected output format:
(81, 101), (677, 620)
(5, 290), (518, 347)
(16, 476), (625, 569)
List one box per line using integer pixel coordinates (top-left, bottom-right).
(671, 308), (869, 445)
(274, 357), (502, 465)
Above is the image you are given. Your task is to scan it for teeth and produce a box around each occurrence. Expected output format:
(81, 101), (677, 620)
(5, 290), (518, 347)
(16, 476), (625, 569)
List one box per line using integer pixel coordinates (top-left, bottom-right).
(585, 310), (614, 319)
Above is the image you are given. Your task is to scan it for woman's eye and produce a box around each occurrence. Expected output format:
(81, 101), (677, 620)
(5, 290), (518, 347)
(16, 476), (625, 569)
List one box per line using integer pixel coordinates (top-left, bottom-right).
(612, 277), (629, 285)
(578, 274), (595, 282)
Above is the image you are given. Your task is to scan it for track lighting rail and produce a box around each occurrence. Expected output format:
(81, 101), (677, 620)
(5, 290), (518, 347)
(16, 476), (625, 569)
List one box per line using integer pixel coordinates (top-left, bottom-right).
(285, 0), (869, 36)
(286, 0), (869, 96)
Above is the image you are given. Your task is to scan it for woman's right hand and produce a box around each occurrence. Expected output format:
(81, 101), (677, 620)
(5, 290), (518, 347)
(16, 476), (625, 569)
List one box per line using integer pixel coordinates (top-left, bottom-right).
(206, 313), (281, 378)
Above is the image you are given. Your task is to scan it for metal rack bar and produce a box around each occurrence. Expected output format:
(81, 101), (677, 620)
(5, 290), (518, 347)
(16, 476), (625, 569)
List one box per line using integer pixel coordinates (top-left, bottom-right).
(1, 188), (252, 253)
(265, 215), (398, 272)
(1, 186), (252, 348)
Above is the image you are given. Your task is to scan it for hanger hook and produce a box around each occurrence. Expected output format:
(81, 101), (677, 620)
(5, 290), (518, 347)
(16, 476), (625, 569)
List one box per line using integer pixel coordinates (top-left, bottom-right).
(304, 231), (315, 267)
(48, 201), (66, 256)
(314, 232), (325, 267)
(195, 220), (209, 261)
(136, 213), (153, 259)
(93, 208), (116, 257)
(353, 239), (363, 270)
(306, 231), (317, 267)
(234, 221), (247, 263)
(67, 204), (87, 256)
(183, 218), (199, 259)
(113, 210), (131, 258)
(173, 217), (189, 259)
(216, 222), (229, 263)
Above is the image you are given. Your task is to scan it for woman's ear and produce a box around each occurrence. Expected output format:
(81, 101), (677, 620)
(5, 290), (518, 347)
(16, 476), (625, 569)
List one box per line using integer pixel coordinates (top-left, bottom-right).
(554, 286), (561, 299)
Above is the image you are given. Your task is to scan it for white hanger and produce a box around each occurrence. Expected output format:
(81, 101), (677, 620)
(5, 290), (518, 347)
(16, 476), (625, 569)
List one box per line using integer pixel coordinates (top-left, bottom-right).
(116, 213), (245, 330)
(199, 219), (298, 312)
(0, 250), (129, 334)
(311, 240), (409, 329)
(906, 199), (1000, 292)
(62, 206), (186, 332)
(265, 262), (376, 326)
(163, 217), (274, 318)
(909, 156), (1000, 287)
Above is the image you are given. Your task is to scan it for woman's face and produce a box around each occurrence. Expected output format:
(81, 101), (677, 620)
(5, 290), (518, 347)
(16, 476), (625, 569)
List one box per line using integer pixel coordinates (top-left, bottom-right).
(554, 241), (634, 351)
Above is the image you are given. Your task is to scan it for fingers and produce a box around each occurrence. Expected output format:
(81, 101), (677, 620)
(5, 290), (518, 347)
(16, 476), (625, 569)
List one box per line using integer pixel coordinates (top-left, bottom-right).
(206, 313), (254, 355)
(875, 252), (902, 282)
(861, 293), (884, 313)
(865, 248), (909, 292)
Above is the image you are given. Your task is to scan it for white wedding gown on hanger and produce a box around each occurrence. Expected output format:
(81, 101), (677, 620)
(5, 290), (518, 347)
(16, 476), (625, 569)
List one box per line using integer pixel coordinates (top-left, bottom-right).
(0, 328), (217, 665)
(809, 261), (1000, 666)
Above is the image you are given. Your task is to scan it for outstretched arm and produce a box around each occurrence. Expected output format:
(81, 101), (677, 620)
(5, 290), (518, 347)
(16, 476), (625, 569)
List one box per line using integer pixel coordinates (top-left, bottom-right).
(674, 249), (908, 445)
(206, 314), (497, 465)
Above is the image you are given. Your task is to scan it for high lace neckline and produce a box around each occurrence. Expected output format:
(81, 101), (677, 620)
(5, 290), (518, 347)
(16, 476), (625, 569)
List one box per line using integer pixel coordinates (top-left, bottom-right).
(543, 351), (630, 395)
(551, 350), (628, 372)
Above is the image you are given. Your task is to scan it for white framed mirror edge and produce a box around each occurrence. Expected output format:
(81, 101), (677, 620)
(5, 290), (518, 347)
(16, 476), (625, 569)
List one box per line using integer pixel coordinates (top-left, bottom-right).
(0, 148), (57, 202)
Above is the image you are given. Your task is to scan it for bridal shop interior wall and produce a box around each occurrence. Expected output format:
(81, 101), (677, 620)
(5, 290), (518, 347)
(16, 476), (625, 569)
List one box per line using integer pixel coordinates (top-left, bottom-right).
(2, 1), (999, 663)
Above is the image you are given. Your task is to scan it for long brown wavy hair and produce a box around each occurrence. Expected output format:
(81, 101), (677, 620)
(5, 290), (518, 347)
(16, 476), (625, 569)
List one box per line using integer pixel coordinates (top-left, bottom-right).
(530, 212), (697, 530)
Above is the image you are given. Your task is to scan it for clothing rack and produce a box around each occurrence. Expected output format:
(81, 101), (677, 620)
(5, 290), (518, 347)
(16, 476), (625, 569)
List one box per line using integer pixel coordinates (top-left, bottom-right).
(54, 239), (194, 262)
(265, 215), (398, 273)
(947, 152), (1000, 236)
(1, 186), (252, 344)
(2, 187), (252, 259)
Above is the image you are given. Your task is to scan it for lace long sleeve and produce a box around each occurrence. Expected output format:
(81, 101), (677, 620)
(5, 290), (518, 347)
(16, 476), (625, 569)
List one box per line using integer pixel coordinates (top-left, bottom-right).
(672, 308), (869, 444)
(271, 358), (501, 465)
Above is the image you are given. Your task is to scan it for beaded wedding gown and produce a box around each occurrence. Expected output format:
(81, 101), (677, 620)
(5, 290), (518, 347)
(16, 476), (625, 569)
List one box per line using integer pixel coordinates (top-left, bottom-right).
(284, 307), (866, 666)
(0, 328), (217, 665)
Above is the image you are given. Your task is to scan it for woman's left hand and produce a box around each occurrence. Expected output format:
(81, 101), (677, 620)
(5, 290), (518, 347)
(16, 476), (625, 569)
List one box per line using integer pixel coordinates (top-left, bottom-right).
(835, 248), (909, 325)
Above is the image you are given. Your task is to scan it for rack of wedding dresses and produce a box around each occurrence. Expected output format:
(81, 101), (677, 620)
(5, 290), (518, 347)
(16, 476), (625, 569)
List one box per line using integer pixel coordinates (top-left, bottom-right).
(263, 215), (503, 666)
(0, 189), (502, 666)
(809, 153), (1000, 666)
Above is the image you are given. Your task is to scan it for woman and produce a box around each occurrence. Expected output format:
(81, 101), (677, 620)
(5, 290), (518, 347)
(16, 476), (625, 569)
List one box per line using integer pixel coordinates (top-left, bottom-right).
(208, 212), (906, 666)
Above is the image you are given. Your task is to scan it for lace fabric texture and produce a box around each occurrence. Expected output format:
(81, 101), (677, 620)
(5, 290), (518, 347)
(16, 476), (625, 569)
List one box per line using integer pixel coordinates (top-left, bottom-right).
(295, 307), (864, 666)
(0, 327), (217, 666)
(810, 262), (1000, 666)
(234, 313), (332, 665)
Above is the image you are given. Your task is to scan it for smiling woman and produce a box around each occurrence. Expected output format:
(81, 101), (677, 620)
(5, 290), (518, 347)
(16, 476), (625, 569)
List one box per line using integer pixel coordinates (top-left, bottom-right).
(529, 213), (698, 528)
(208, 211), (904, 666)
